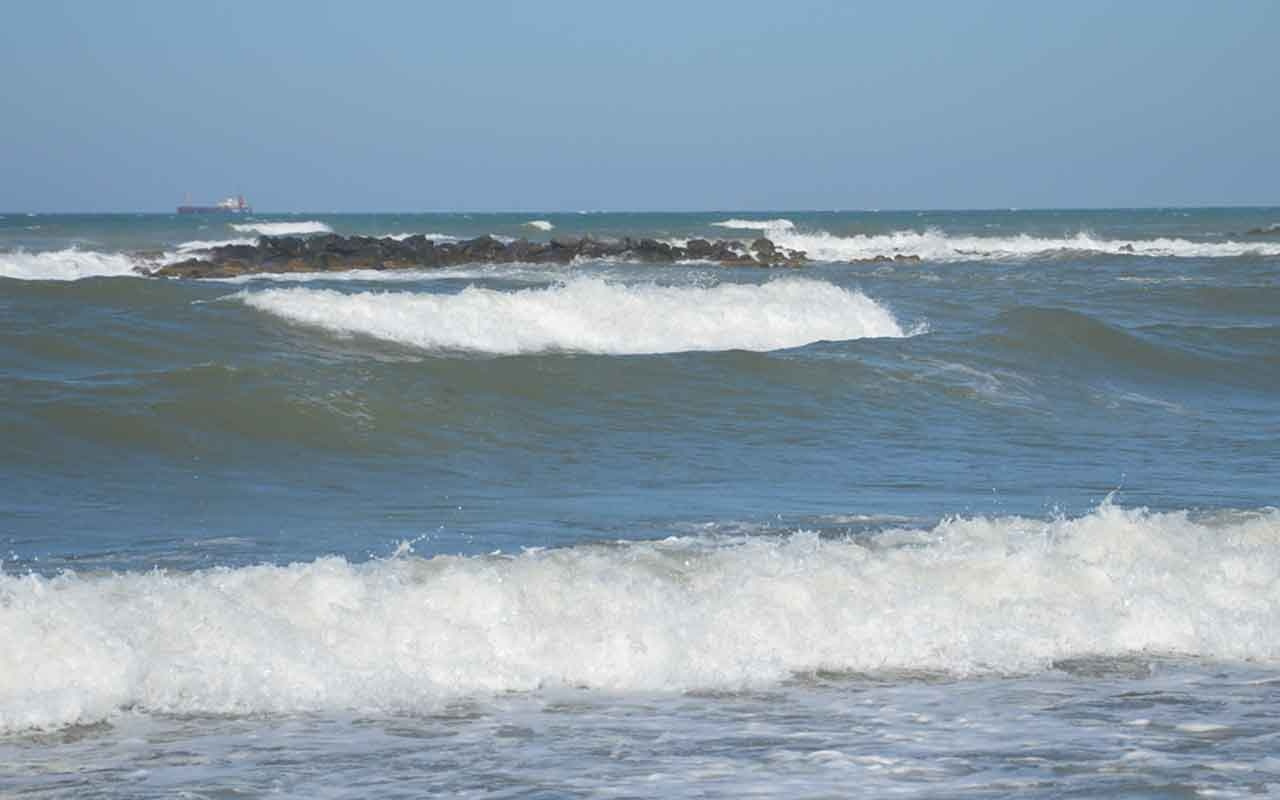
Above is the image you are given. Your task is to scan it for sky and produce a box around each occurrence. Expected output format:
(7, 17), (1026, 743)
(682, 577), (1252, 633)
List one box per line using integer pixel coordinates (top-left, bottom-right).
(2, 0), (1277, 212)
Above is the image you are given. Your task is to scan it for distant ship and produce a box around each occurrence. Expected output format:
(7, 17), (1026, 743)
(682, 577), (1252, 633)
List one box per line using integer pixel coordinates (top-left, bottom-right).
(177, 194), (252, 214)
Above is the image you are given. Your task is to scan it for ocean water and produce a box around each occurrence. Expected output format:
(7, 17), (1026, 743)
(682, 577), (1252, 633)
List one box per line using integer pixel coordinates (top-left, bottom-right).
(2, 209), (1279, 797)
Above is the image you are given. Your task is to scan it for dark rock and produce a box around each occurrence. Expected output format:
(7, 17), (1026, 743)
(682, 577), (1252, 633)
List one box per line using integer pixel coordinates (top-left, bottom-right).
(458, 235), (507, 263)
(210, 243), (262, 263)
(258, 235), (305, 259)
(305, 234), (343, 256)
(147, 232), (818, 277)
(684, 239), (714, 259)
(578, 236), (614, 260)
(751, 237), (778, 258)
(632, 239), (676, 262)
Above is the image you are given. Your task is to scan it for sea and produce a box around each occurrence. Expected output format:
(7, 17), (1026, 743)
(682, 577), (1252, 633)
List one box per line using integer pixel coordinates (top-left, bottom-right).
(2, 208), (1279, 797)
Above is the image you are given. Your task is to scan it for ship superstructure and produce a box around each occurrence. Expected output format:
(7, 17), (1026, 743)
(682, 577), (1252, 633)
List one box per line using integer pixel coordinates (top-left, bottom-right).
(177, 194), (252, 214)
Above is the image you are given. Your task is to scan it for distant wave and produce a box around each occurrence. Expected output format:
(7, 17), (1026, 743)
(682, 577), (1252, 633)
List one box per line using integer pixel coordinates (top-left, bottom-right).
(4, 503), (1278, 732)
(176, 237), (257, 252)
(0, 248), (141, 281)
(759, 228), (1280, 262)
(381, 232), (461, 242)
(525, 220), (555, 231)
(239, 277), (908, 355)
(230, 221), (333, 236)
(712, 218), (796, 232)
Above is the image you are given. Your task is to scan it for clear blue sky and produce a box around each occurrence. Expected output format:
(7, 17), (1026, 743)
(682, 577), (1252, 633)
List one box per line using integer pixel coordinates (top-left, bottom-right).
(2, 0), (1277, 212)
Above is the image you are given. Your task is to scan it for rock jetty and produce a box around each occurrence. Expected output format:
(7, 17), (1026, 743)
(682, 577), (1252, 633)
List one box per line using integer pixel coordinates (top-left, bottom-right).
(148, 234), (918, 278)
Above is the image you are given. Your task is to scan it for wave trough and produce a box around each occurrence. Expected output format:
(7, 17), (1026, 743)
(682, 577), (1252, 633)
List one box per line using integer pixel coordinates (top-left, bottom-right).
(3, 504), (1277, 732)
(239, 277), (908, 354)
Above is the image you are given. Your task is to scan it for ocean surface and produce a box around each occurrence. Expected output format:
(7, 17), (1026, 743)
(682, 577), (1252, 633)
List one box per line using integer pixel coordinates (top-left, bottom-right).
(2, 208), (1279, 797)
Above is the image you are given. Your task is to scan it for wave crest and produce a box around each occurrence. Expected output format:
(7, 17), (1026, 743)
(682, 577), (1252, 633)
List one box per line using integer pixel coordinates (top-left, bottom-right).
(176, 237), (257, 252)
(712, 218), (796, 232)
(230, 221), (333, 236)
(766, 228), (1280, 262)
(0, 248), (142, 281)
(239, 277), (908, 354)
(3, 503), (1278, 731)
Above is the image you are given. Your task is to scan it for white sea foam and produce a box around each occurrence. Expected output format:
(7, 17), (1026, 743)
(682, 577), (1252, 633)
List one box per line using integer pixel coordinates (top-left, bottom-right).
(712, 218), (796, 232)
(230, 221), (333, 236)
(212, 264), (565, 285)
(525, 220), (555, 231)
(3, 504), (1278, 732)
(238, 277), (907, 354)
(0, 248), (142, 281)
(175, 237), (258, 252)
(381, 232), (460, 242)
(763, 227), (1280, 262)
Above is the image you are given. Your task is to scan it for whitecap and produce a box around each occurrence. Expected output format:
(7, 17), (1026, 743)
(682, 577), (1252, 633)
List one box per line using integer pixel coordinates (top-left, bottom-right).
(712, 218), (796, 232)
(230, 221), (333, 236)
(762, 227), (1280, 262)
(238, 276), (908, 354)
(3, 503), (1278, 732)
(379, 232), (460, 242)
(175, 237), (258, 252)
(0, 248), (143, 281)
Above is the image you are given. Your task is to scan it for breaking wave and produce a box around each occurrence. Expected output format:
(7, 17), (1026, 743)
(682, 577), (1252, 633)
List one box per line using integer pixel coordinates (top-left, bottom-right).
(238, 277), (908, 354)
(230, 221), (333, 236)
(525, 220), (555, 231)
(176, 237), (257, 252)
(0, 248), (142, 281)
(765, 228), (1280, 262)
(713, 218), (796, 232)
(382, 232), (460, 242)
(3, 503), (1277, 732)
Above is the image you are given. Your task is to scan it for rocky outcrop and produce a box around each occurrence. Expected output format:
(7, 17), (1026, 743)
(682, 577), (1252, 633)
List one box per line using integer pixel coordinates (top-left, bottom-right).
(146, 234), (924, 278)
(148, 234), (814, 278)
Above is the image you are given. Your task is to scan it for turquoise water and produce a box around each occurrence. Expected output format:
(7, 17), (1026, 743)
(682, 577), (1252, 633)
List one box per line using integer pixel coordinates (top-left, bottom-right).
(2, 209), (1279, 796)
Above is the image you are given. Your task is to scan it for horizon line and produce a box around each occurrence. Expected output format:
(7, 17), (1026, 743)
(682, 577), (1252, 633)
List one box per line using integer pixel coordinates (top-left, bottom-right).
(5, 203), (1280, 216)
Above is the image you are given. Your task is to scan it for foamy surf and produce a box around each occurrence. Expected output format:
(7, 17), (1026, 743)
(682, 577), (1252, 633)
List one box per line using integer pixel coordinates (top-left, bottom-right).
(176, 237), (257, 252)
(0, 248), (142, 281)
(381, 231), (460, 242)
(238, 277), (908, 354)
(210, 263), (564, 285)
(230, 221), (333, 236)
(713, 218), (796, 232)
(525, 220), (555, 231)
(765, 228), (1280, 262)
(3, 503), (1277, 732)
